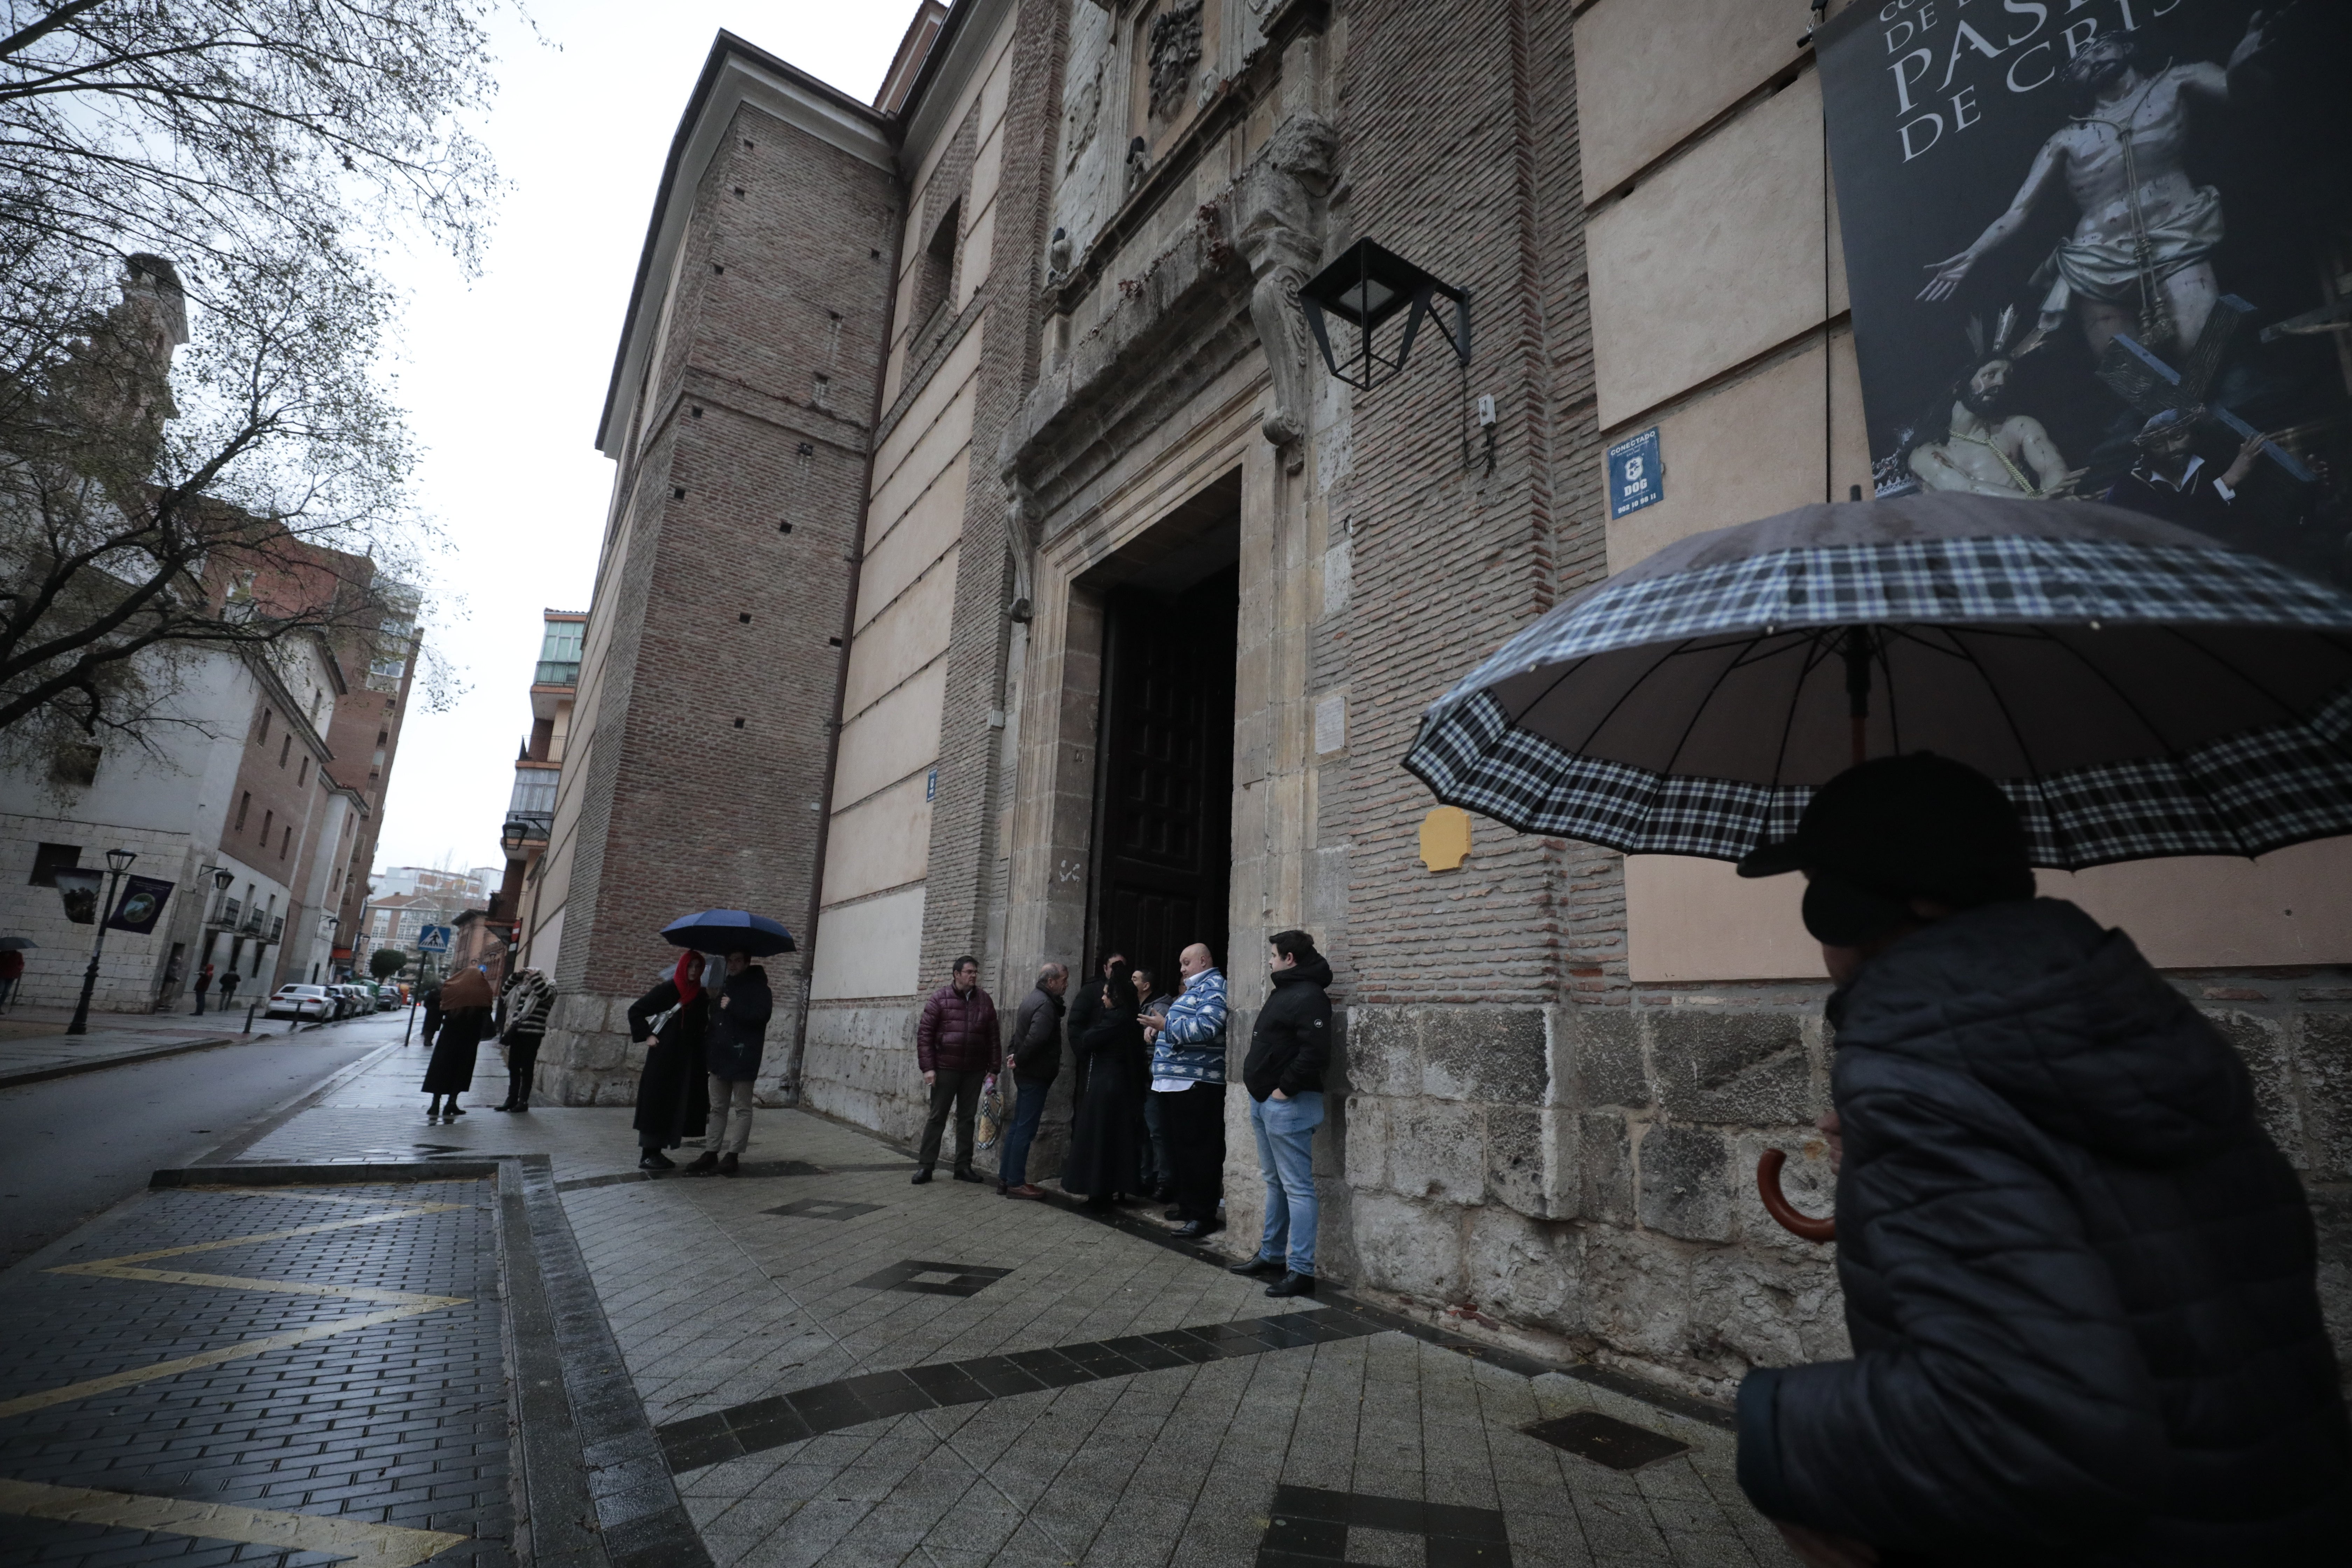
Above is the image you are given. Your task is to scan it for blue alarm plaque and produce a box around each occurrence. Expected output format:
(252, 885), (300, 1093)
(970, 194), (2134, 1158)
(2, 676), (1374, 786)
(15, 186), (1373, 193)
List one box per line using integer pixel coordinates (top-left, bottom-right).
(1607, 428), (1664, 520)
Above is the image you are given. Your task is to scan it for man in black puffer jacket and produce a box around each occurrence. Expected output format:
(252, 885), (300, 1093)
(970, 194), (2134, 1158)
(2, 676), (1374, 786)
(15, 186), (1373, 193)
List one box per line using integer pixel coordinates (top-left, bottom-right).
(1230, 930), (1332, 1301)
(1734, 754), (2348, 1566)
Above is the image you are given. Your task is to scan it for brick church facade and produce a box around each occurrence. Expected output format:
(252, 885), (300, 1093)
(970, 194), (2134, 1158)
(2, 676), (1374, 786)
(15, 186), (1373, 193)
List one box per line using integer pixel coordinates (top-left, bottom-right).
(527, 0), (2352, 1400)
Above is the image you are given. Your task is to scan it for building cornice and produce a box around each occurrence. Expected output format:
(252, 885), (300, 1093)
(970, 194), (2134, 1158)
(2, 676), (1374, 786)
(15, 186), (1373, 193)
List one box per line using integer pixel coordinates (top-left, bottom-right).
(896, 0), (1018, 178)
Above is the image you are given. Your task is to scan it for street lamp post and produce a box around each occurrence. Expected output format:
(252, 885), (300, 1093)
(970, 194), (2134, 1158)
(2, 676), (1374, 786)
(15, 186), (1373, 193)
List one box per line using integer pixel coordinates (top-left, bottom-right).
(66, 848), (137, 1036)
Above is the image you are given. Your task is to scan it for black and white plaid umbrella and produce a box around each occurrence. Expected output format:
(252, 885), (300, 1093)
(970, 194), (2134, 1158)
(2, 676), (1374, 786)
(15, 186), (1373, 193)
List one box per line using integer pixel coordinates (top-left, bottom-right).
(1404, 494), (2352, 869)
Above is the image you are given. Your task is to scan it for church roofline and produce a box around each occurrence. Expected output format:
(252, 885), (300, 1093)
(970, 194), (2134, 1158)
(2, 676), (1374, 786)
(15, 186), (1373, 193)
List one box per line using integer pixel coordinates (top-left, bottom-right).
(595, 30), (898, 458)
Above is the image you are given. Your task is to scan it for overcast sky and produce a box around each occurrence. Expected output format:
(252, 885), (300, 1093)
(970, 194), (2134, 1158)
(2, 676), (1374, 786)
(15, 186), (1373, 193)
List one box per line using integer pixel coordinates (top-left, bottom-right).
(369, 2), (918, 876)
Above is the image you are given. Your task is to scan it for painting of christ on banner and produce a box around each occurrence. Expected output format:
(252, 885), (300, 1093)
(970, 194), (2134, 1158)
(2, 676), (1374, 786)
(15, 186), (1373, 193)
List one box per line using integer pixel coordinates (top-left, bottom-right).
(1816, 0), (2352, 586)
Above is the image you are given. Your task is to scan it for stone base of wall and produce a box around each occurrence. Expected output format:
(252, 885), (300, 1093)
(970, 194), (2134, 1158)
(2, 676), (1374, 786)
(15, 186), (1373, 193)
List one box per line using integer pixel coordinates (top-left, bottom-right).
(534, 989), (796, 1109)
(802, 999), (1085, 1179)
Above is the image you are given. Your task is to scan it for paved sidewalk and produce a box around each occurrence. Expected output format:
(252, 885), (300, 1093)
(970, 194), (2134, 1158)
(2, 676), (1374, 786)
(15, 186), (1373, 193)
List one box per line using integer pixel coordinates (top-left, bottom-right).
(207, 1047), (1802, 1568)
(0, 1026), (236, 1089)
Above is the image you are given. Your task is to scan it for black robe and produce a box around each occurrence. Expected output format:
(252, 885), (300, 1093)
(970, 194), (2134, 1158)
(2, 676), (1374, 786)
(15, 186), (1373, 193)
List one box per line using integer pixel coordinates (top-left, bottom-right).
(1062, 987), (1146, 1200)
(629, 979), (711, 1150)
(421, 1007), (488, 1094)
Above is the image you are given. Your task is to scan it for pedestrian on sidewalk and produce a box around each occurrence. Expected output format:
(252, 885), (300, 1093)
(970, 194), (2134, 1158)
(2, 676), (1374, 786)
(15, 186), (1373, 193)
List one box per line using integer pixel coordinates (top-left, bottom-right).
(1228, 930), (1331, 1298)
(1063, 958), (1147, 1212)
(1729, 755), (2350, 1567)
(999, 962), (1069, 1197)
(1133, 966), (1175, 1198)
(216, 966), (238, 1015)
(626, 952), (714, 1172)
(1063, 950), (1122, 1116)
(423, 964), (494, 1121)
(1143, 943), (1227, 1239)
(684, 951), (771, 1177)
(0, 946), (21, 1010)
(189, 961), (213, 1015)
(418, 980), (444, 1047)
(493, 969), (555, 1112)
(913, 955), (1000, 1185)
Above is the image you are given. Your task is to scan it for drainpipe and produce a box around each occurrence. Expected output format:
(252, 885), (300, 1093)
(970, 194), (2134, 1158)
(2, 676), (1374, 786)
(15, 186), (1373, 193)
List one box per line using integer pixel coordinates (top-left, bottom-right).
(784, 176), (909, 1107)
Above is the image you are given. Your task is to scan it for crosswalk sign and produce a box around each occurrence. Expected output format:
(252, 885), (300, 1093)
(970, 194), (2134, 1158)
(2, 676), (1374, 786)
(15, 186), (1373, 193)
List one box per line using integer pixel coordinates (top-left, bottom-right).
(417, 925), (452, 953)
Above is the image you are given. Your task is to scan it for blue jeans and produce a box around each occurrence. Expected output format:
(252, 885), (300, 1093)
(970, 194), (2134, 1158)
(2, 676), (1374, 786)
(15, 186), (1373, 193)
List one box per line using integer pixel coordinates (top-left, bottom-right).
(999, 1077), (1051, 1187)
(1250, 1091), (1323, 1276)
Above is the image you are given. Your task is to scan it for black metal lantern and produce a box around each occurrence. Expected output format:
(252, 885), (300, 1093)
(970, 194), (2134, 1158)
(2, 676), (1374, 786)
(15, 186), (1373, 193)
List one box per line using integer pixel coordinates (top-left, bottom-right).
(500, 819), (533, 855)
(1297, 239), (1471, 392)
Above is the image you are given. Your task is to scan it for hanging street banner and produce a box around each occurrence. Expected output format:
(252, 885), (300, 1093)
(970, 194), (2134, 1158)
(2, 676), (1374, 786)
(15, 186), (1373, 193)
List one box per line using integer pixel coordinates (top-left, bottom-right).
(106, 876), (175, 935)
(51, 869), (103, 924)
(1816, 0), (2352, 584)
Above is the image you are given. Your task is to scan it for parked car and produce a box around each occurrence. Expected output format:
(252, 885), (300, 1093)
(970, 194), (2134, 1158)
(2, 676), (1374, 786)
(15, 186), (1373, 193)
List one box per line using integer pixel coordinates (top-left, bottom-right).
(267, 985), (334, 1022)
(327, 985), (358, 1018)
(374, 988), (399, 1011)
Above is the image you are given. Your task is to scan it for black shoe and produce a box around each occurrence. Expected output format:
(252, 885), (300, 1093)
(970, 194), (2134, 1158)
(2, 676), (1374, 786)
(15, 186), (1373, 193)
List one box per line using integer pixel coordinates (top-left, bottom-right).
(1149, 1183), (1175, 1203)
(1163, 1207), (1184, 1222)
(638, 1151), (675, 1171)
(683, 1152), (719, 1177)
(718, 1153), (740, 1178)
(951, 1169), (982, 1184)
(1172, 1219), (1223, 1240)
(1229, 1255), (1284, 1278)
(1265, 1272), (1317, 1298)
(911, 1167), (934, 1185)
(445, 1104), (465, 1116)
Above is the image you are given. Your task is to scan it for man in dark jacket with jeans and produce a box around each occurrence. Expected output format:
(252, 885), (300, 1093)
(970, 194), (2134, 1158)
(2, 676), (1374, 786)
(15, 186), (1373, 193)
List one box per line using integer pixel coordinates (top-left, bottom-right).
(1734, 754), (2348, 1567)
(685, 952), (770, 1177)
(998, 963), (1067, 1198)
(1228, 930), (1331, 1299)
(914, 955), (1000, 1184)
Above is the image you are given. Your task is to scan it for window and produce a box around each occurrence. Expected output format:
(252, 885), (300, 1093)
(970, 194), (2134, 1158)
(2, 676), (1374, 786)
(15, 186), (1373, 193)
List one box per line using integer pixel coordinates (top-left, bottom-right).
(508, 773), (557, 816)
(536, 621), (582, 686)
(278, 735), (291, 767)
(281, 825), (292, 859)
(29, 842), (80, 886)
(50, 743), (100, 786)
(911, 199), (960, 341)
(235, 792), (251, 831)
(261, 808), (273, 843)
(258, 708), (273, 744)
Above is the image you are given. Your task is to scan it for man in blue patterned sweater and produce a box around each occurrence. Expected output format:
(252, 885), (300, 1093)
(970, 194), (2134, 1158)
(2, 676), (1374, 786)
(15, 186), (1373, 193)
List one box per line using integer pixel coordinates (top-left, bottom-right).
(1142, 943), (1227, 1239)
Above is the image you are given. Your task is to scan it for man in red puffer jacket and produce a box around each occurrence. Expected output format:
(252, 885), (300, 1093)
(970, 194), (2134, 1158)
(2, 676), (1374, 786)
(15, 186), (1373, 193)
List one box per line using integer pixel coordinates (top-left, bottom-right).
(913, 954), (1000, 1185)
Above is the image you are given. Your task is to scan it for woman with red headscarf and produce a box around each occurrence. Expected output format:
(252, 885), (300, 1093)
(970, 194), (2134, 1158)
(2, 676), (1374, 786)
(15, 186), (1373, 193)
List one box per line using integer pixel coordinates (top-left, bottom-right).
(626, 951), (714, 1171)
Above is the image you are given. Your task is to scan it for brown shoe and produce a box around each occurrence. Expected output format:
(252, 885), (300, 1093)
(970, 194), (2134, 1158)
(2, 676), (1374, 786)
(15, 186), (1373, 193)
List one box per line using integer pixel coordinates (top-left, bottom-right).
(718, 1152), (740, 1177)
(1007, 1184), (1046, 1199)
(683, 1152), (719, 1176)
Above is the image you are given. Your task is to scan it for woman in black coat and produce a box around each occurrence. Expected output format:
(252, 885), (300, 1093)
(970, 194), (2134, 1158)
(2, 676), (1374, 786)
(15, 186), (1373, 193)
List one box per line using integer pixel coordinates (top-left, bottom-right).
(1061, 960), (1147, 1210)
(628, 953), (713, 1171)
(422, 966), (493, 1122)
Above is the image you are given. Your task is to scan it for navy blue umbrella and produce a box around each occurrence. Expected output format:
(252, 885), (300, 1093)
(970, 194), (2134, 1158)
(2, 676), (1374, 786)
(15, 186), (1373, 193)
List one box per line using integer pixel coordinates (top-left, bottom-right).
(661, 909), (797, 957)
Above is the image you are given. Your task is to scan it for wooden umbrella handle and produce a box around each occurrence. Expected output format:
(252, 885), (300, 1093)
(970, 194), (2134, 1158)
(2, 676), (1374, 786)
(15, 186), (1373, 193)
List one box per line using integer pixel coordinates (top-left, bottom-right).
(1758, 1148), (1836, 1243)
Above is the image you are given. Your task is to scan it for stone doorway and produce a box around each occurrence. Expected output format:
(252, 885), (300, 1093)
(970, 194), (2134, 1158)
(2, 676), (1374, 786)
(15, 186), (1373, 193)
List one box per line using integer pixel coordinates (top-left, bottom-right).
(1080, 471), (1242, 985)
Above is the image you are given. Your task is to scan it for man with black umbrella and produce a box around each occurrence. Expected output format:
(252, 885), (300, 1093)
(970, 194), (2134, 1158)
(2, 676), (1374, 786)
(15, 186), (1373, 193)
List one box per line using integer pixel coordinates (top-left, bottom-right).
(1731, 753), (2348, 1567)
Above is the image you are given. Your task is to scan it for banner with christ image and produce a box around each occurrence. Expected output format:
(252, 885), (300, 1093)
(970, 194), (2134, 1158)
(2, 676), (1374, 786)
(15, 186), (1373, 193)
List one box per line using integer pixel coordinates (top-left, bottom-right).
(1817, 0), (2352, 587)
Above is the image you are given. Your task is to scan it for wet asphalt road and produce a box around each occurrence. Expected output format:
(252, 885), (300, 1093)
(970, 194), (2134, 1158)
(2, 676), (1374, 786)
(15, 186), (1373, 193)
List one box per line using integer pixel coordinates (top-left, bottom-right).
(0, 1016), (404, 1270)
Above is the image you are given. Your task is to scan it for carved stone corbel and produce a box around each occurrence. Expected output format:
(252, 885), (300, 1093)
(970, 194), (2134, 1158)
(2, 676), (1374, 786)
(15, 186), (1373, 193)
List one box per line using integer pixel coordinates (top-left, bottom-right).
(1233, 114), (1338, 450)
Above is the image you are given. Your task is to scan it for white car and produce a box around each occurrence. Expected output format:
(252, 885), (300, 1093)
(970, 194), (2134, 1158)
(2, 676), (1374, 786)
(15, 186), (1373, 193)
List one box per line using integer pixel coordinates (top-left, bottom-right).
(268, 984), (334, 1022)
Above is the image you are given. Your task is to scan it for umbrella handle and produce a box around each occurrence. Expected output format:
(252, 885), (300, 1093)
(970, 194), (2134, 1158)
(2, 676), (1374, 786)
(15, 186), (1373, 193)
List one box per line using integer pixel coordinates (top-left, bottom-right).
(1758, 1148), (1836, 1243)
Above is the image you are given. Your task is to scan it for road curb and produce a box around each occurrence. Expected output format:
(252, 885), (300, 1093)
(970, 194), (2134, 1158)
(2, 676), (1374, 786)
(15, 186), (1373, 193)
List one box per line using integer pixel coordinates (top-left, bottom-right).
(0, 1034), (237, 1091)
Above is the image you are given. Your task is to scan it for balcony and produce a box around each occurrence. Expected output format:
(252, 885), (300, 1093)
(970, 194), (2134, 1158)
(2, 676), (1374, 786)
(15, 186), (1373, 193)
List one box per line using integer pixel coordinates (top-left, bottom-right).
(534, 660), (580, 687)
(269, 916), (285, 943)
(212, 897), (241, 929)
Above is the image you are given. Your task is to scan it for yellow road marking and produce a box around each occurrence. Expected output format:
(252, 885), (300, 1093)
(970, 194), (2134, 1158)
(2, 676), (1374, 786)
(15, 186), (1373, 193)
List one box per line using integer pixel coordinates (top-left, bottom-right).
(0, 1304), (450, 1419)
(54, 1262), (464, 1307)
(0, 1476), (466, 1567)
(54, 1205), (459, 1272)
(7, 1204), (470, 1418)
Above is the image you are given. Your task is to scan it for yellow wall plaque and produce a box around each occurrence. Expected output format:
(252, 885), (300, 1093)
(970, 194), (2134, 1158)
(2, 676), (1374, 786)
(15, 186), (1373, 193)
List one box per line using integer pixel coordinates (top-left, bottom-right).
(1419, 807), (1472, 872)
